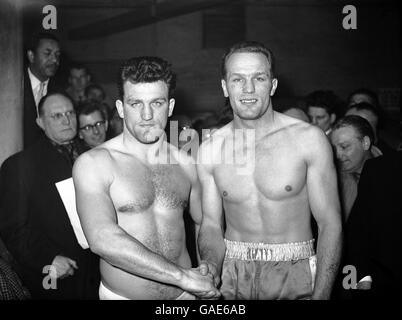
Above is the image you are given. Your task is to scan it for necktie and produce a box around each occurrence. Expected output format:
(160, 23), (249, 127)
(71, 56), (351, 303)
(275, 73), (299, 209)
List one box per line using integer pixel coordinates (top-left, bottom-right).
(49, 139), (85, 166)
(35, 82), (46, 116)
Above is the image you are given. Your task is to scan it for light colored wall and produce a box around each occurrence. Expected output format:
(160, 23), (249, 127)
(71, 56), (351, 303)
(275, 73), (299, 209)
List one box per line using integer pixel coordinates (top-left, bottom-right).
(0, 0), (23, 164)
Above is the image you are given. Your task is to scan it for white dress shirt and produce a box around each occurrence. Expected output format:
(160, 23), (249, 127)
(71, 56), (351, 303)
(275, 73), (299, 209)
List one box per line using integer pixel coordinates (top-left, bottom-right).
(28, 68), (49, 115)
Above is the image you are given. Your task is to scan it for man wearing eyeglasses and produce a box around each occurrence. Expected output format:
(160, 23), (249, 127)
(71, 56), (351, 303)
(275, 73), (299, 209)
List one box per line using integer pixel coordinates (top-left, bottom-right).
(77, 101), (108, 149)
(0, 92), (100, 299)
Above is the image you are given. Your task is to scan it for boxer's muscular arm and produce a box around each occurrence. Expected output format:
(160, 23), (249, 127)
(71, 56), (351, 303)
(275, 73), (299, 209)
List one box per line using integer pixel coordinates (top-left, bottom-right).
(305, 127), (343, 300)
(72, 150), (217, 297)
(196, 142), (226, 284)
(189, 171), (202, 263)
(178, 151), (203, 264)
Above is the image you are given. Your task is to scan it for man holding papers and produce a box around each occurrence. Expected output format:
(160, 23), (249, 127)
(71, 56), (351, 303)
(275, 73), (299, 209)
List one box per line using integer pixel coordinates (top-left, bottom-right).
(0, 92), (99, 299)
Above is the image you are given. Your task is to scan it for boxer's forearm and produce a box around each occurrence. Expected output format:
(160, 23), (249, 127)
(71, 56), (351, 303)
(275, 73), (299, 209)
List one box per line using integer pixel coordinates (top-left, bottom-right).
(91, 226), (218, 296)
(194, 224), (201, 264)
(312, 223), (342, 300)
(198, 224), (226, 276)
(90, 226), (185, 287)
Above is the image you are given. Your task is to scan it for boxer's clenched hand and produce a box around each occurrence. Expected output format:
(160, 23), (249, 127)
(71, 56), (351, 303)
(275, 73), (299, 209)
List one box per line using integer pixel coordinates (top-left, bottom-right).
(198, 260), (221, 287)
(178, 267), (221, 300)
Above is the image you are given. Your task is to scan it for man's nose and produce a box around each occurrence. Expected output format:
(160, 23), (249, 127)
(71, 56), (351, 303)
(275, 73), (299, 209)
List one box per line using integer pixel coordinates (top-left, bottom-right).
(50, 53), (59, 64)
(311, 117), (318, 125)
(92, 126), (100, 135)
(61, 114), (71, 125)
(242, 79), (255, 93)
(335, 148), (344, 160)
(141, 105), (153, 120)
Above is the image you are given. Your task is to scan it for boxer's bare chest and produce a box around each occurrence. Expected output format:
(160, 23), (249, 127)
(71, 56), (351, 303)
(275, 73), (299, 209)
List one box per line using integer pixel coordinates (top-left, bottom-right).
(109, 158), (190, 214)
(214, 132), (307, 202)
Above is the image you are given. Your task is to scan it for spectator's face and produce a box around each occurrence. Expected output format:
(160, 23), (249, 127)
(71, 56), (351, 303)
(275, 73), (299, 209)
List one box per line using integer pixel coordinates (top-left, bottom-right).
(308, 106), (335, 132)
(330, 126), (370, 173)
(78, 110), (107, 148)
(345, 108), (378, 138)
(87, 88), (104, 102)
(28, 39), (60, 81)
(69, 68), (90, 91)
(348, 93), (375, 107)
(36, 94), (77, 144)
(221, 52), (277, 121)
(116, 80), (174, 144)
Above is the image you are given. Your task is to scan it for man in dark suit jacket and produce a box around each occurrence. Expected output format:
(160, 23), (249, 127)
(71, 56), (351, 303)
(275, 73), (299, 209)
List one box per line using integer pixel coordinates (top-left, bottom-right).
(0, 92), (98, 299)
(24, 32), (61, 148)
(345, 152), (401, 299)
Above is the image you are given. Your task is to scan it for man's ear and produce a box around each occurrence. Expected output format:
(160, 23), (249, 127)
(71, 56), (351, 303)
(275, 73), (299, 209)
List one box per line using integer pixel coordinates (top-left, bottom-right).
(36, 116), (44, 131)
(270, 78), (278, 96)
(116, 100), (124, 118)
(221, 79), (229, 98)
(104, 120), (109, 131)
(330, 113), (336, 125)
(362, 136), (371, 151)
(168, 98), (175, 117)
(27, 50), (35, 64)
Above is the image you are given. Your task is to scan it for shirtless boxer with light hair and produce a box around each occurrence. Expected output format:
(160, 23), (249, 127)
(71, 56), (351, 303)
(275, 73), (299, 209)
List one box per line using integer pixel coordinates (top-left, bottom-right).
(197, 41), (342, 300)
(73, 56), (220, 300)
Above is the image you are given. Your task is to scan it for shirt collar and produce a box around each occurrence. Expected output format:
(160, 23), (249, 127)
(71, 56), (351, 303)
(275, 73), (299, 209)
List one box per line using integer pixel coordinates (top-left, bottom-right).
(27, 67), (49, 89)
(325, 128), (332, 136)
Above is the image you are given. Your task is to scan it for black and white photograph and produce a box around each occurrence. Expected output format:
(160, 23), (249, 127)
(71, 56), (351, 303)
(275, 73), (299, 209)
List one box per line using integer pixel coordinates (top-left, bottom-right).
(0, 0), (400, 313)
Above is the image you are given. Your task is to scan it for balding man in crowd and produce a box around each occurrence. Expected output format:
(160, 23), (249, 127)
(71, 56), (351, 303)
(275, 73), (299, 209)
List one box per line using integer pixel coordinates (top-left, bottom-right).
(330, 115), (379, 222)
(345, 102), (394, 155)
(0, 92), (99, 299)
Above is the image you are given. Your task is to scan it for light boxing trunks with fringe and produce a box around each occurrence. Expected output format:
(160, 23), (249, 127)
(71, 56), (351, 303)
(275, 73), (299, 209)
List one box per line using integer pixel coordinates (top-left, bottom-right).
(220, 238), (316, 300)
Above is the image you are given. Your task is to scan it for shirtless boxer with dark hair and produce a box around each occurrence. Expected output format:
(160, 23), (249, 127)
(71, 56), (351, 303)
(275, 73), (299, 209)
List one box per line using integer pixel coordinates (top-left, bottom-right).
(73, 56), (220, 300)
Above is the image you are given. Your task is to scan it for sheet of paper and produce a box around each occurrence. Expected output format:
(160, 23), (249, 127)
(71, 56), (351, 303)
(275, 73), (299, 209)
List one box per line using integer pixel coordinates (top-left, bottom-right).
(55, 177), (89, 249)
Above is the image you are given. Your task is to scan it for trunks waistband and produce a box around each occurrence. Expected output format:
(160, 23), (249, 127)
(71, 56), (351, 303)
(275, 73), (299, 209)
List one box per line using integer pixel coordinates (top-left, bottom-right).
(99, 282), (129, 300)
(224, 238), (315, 262)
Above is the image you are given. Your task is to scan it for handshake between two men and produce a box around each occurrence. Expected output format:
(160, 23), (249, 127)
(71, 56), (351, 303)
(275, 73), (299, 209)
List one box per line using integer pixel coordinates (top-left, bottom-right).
(180, 261), (221, 300)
